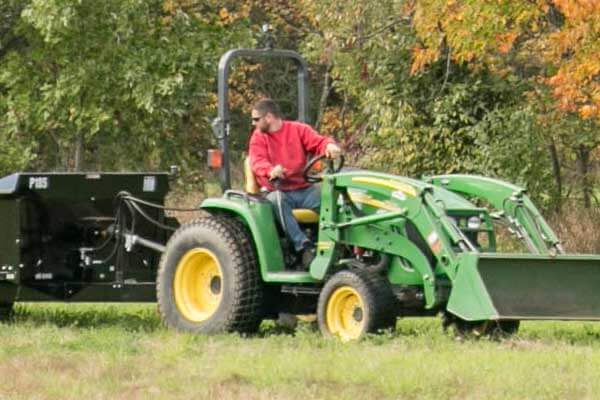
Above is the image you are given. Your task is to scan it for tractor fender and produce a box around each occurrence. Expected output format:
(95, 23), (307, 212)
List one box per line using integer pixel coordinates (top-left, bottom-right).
(201, 196), (286, 278)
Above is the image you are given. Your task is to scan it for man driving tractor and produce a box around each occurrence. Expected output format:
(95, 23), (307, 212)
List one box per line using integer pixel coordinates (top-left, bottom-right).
(248, 98), (343, 264)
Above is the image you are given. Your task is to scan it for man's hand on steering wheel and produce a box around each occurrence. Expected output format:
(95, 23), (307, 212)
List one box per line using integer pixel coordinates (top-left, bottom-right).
(325, 143), (342, 160)
(303, 151), (345, 183)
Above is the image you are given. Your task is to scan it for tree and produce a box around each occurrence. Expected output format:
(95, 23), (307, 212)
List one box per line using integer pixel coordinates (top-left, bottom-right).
(296, 0), (552, 201)
(292, 0), (599, 209)
(0, 0), (34, 174)
(410, 0), (600, 122)
(0, 0), (251, 177)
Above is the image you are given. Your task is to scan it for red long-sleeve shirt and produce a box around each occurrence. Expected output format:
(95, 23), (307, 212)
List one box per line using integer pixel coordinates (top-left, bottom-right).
(249, 120), (335, 192)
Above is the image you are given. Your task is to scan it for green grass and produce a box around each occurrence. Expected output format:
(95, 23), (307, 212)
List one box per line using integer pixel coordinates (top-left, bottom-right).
(2, 304), (600, 399)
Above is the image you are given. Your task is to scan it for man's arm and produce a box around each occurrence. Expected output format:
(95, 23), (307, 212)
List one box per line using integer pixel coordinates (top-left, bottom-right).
(298, 123), (341, 158)
(248, 133), (274, 179)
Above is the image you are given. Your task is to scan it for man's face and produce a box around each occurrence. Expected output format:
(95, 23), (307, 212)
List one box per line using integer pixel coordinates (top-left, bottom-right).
(251, 110), (271, 133)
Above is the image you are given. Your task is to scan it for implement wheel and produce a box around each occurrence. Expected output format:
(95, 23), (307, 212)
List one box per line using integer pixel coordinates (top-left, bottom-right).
(157, 216), (263, 334)
(317, 269), (396, 341)
(0, 303), (13, 322)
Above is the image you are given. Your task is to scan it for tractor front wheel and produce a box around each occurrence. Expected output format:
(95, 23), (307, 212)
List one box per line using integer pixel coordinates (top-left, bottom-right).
(157, 216), (263, 334)
(317, 269), (397, 341)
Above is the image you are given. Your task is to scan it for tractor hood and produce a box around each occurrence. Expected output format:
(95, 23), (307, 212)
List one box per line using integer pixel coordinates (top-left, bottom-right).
(334, 171), (479, 215)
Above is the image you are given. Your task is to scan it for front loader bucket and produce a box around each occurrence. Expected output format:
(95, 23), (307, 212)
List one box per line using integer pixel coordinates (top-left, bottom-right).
(447, 253), (600, 321)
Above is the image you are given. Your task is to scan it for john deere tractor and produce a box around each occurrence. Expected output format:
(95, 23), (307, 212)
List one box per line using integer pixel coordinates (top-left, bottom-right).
(156, 48), (600, 340)
(2, 48), (600, 341)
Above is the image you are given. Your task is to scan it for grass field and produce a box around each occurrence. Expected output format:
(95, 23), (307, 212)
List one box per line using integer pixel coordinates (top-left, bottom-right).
(2, 304), (600, 399)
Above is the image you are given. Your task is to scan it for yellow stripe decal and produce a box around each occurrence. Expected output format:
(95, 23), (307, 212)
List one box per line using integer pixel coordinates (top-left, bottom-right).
(349, 193), (404, 212)
(351, 177), (417, 197)
(317, 242), (333, 250)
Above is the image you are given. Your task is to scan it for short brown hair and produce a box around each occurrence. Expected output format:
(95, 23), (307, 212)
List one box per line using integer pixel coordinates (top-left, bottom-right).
(252, 98), (282, 118)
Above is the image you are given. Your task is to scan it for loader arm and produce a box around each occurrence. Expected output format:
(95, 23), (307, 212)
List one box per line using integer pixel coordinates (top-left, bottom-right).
(428, 175), (563, 255)
(310, 172), (481, 309)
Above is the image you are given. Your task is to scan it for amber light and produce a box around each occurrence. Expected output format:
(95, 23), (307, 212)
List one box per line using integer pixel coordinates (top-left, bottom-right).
(207, 149), (222, 170)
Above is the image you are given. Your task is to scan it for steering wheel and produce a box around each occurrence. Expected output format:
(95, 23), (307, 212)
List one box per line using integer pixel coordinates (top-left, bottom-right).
(303, 154), (345, 183)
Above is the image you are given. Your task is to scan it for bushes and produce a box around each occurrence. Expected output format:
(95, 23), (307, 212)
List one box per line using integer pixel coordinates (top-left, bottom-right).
(549, 206), (600, 254)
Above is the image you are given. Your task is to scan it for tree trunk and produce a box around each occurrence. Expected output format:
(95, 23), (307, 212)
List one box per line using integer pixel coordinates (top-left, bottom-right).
(73, 132), (84, 172)
(547, 139), (562, 212)
(575, 144), (591, 208)
(314, 65), (332, 132)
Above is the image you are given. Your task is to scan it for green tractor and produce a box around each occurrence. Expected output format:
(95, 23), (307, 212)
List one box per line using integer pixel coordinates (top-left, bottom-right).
(156, 48), (600, 340)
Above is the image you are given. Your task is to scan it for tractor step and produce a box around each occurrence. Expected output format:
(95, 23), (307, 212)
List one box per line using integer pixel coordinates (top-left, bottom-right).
(447, 253), (600, 321)
(264, 271), (317, 284)
(281, 285), (321, 295)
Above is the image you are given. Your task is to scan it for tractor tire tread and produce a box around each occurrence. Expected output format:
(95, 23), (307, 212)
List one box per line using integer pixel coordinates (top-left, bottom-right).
(156, 216), (263, 334)
(213, 215), (264, 331)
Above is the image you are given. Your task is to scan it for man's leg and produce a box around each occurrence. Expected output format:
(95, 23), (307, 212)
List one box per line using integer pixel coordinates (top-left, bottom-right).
(287, 186), (320, 268)
(295, 184), (321, 212)
(266, 190), (309, 252)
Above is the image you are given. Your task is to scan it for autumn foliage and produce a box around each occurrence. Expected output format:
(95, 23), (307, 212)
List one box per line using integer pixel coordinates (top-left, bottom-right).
(410, 0), (600, 122)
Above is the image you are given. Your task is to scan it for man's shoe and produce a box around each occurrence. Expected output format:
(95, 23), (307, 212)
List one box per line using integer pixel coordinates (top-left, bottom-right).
(300, 242), (316, 269)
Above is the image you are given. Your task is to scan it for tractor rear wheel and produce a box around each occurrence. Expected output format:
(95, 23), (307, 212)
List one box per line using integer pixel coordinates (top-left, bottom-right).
(157, 216), (263, 334)
(317, 269), (397, 341)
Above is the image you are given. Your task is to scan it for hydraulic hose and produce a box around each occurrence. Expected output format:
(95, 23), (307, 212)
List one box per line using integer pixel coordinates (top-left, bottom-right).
(369, 253), (391, 274)
(339, 253), (391, 274)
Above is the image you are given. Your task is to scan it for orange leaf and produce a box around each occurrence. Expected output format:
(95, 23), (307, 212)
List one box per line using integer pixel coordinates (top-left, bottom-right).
(219, 8), (230, 21)
(580, 105), (597, 119)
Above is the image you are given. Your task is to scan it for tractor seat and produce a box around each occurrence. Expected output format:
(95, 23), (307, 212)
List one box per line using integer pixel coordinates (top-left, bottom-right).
(244, 157), (319, 224)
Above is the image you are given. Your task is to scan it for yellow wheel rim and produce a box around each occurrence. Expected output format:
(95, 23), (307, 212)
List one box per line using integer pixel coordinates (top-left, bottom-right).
(325, 286), (365, 341)
(174, 248), (223, 322)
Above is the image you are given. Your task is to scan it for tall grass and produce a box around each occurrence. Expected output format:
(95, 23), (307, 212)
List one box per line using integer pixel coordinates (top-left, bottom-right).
(549, 206), (600, 253)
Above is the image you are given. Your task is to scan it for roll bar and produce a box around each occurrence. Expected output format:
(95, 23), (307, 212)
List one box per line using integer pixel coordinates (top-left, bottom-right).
(211, 48), (310, 191)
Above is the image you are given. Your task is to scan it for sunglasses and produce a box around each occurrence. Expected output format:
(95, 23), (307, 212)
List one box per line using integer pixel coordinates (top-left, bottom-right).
(251, 115), (265, 122)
